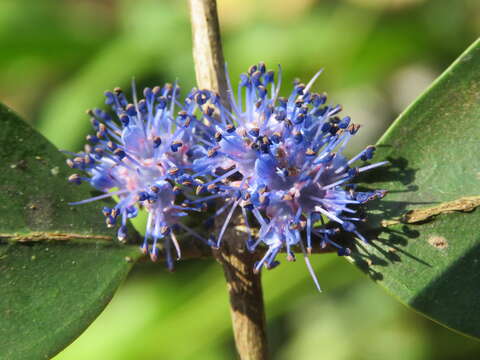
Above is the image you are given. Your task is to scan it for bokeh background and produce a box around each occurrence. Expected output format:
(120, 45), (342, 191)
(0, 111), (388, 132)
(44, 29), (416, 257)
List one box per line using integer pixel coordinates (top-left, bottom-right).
(1, 0), (480, 358)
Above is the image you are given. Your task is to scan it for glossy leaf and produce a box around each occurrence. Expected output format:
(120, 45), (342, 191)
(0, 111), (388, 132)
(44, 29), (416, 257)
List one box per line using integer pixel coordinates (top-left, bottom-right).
(352, 38), (480, 338)
(0, 104), (142, 359)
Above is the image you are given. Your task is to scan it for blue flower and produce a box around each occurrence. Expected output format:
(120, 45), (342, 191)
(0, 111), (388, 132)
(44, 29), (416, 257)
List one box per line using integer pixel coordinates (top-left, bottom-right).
(191, 63), (388, 290)
(66, 83), (206, 268)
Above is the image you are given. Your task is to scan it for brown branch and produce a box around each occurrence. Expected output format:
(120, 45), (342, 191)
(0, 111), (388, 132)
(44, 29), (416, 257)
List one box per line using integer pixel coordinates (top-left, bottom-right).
(189, 1), (269, 359)
(0, 231), (213, 260)
(189, 0), (228, 100)
(213, 223), (268, 360)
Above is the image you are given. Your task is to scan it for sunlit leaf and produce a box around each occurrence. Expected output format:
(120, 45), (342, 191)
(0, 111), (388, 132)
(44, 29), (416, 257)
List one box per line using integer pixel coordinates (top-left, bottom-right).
(352, 38), (480, 339)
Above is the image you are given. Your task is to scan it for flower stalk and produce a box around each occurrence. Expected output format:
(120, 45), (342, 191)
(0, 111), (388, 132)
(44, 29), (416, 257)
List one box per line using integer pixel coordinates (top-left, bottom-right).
(188, 0), (269, 359)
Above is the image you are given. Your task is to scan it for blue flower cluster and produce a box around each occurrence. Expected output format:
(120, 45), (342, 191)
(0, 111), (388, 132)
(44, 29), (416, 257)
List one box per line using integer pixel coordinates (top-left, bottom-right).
(68, 63), (387, 286)
(66, 83), (207, 268)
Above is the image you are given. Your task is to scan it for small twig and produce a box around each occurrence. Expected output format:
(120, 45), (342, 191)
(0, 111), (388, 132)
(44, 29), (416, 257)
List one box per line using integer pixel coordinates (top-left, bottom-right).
(188, 1), (269, 359)
(189, 0), (228, 100)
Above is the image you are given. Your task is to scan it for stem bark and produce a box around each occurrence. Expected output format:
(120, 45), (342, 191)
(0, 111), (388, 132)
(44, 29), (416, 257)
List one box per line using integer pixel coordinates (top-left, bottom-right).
(188, 1), (269, 359)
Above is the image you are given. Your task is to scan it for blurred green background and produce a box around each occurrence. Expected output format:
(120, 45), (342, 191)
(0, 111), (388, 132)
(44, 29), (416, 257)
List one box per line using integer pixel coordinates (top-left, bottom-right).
(1, 0), (480, 358)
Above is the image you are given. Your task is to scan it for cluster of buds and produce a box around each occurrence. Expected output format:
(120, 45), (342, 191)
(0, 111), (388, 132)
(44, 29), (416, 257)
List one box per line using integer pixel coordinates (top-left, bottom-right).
(67, 63), (387, 286)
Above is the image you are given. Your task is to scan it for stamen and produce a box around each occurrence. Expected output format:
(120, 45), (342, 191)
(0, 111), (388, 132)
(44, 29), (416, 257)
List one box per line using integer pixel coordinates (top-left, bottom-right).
(358, 161), (390, 173)
(299, 241), (321, 292)
(215, 198), (241, 248)
(69, 189), (129, 205)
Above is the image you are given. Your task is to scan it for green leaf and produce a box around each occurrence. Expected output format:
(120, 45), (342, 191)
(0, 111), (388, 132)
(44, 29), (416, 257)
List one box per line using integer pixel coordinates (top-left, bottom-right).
(0, 104), (142, 359)
(353, 38), (480, 338)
